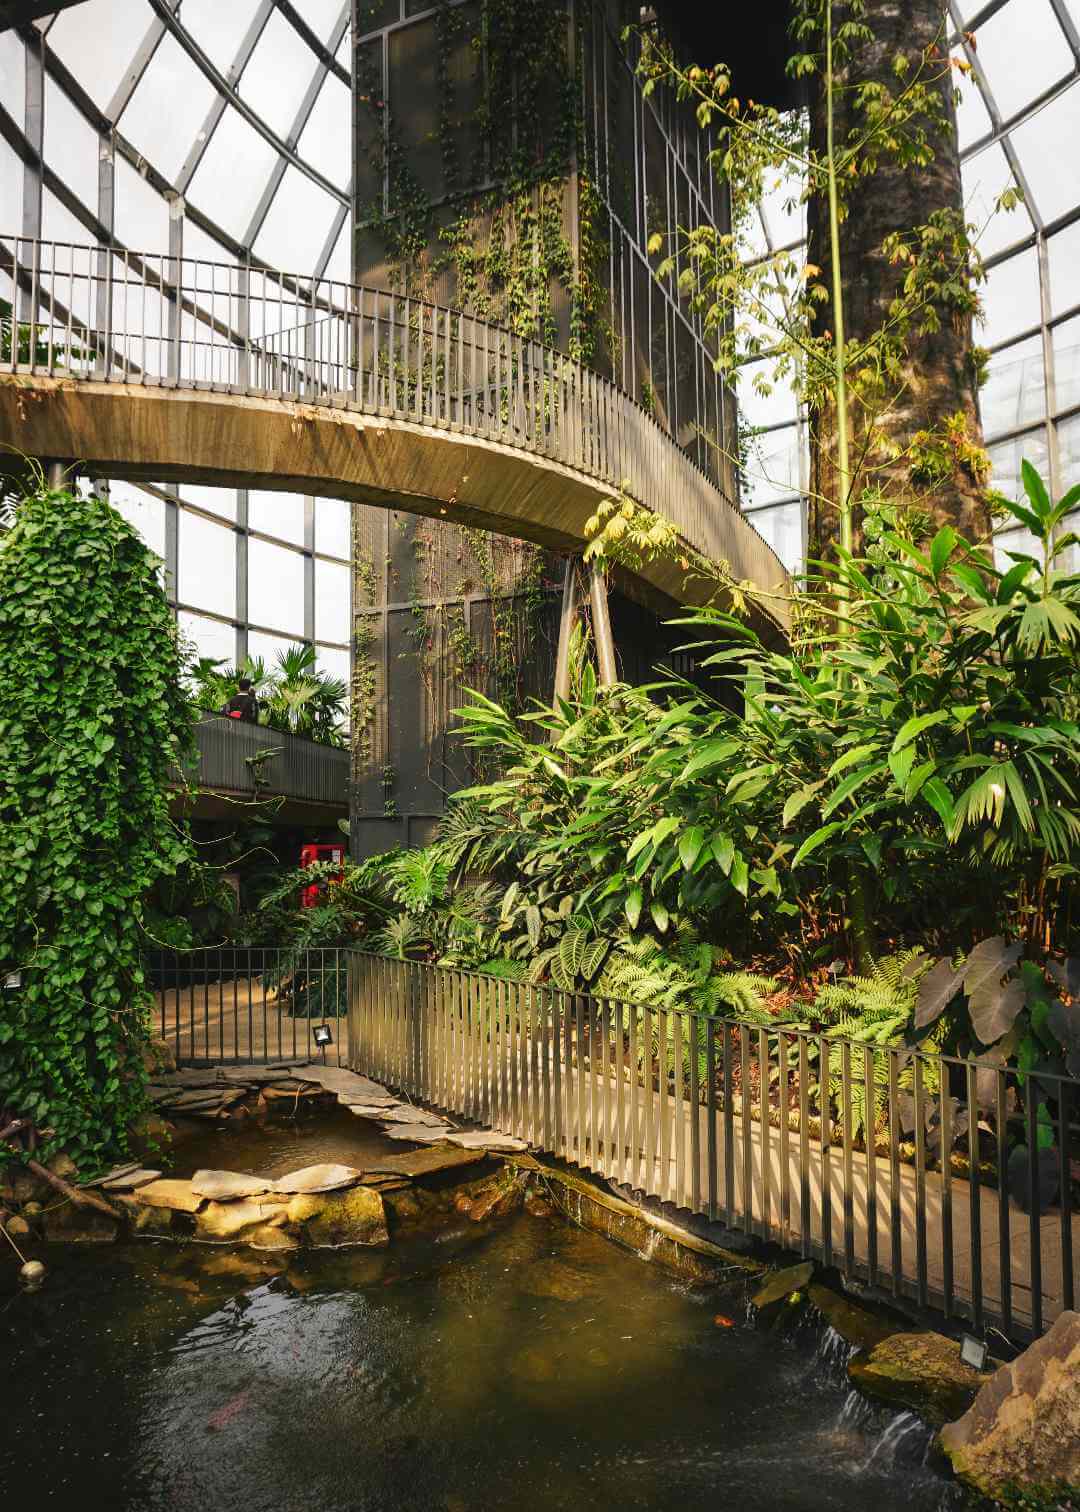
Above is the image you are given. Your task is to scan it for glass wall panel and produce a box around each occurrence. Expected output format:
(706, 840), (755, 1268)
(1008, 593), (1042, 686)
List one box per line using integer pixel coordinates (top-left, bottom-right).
(45, 0), (149, 109)
(118, 34), (217, 186)
(178, 511), (237, 617)
(314, 557), (350, 643)
(179, 608), (235, 666)
(248, 538), (305, 635)
(180, 484), (238, 522)
(983, 248), (1043, 347)
(249, 491), (307, 545)
(187, 108), (279, 239)
(109, 482), (166, 558)
(315, 497), (351, 559)
(973, 0), (1069, 121)
(175, 0), (264, 73)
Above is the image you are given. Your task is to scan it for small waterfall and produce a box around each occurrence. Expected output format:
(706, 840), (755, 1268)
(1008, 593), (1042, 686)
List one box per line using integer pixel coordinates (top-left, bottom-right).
(833, 1389), (874, 1432)
(812, 1325), (859, 1384)
(858, 1410), (930, 1473)
(637, 1228), (661, 1263)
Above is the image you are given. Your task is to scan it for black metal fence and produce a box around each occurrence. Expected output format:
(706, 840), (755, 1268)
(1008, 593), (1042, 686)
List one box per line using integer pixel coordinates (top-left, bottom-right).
(347, 952), (1078, 1345)
(147, 946), (348, 1067)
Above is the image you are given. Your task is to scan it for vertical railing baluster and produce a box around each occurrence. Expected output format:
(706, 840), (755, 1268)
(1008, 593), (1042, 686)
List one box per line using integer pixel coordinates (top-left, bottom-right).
(1059, 1076), (1074, 1315)
(799, 1035), (810, 1257)
(820, 1033), (832, 1267)
(723, 1024), (735, 1227)
(575, 995), (587, 1165)
(673, 1012), (685, 1206)
(740, 1025), (753, 1236)
(689, 1012), (700, 1214)
(628, 1003), (640, 1187)
(759, 1027), (772, 1239)
(941, 1069), (954, 1319)
(915, 1056), (929, 1310)
(531, 985), (541, 1150)
(659, 1009), (671, 1201)
(864, 1044), (878, 1287)
(643, 1006), (655, 1190)
(706, 1019), (717, 1221)
(1027, 1085), (1043, 1336)
(888, 1048), (902, 1296)
(779, 1032), (790, 1248)
(841, 1039), (854, 1276)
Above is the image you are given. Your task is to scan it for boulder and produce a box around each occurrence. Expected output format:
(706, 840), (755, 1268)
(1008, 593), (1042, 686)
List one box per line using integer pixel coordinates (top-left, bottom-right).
(100, 1168), (162, 1191)
(191, 1170), (273, 1201)
(466, 1173), (527, 1223)
(244, 1223), (300, 1252)
(47, 1153), (80, 1182)
(302, 1186), (389, 1247)
(807, 1284), (899, 1353)
(524, 1191), (554, 1219)
(5, 1215), (31, 1239)
(42, 1202), (118, 1243)
(938, 1311), (1080, 1500)
(135, 1179), (204, 1214)
(196, 1200), (287, 1240)
(272, 1164), (364, 1195)
(848, 1331), (987, 1425)
(751, 1261), (815, 1315)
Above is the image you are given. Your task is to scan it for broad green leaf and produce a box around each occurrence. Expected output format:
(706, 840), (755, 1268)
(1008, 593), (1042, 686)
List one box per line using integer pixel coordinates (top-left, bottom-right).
(625, 886), (643, 929)
(1021, 458), (1051, 520)
(891, 710), (951, 752)
(929, 524), (957, 576)
(827, 743), (878, 779)
(729, 854), (749, 896)
(821, 761), (887, 819)
(711, 831), (735, 875)
(791, 822), (843, 868)
(783, 784), (821, 826)
(650, 899), (670, 932)
(678, 825), (706, 871)
(679, 738), (740, 783)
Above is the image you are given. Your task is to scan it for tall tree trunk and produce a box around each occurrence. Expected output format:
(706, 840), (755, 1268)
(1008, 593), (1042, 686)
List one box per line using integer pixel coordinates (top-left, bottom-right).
(806, 0), (992, 560)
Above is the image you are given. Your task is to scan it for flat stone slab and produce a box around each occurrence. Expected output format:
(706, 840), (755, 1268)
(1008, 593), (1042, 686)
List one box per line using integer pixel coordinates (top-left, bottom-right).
(302, 1066), (388, 1098)
(384, 1126), (456, 1144)
(371, 1105), (451, 1127)
(135, 1179), (204, 1213)
(340, 1103), (409, 1120)
(445, 1130), (529, 1152)
(361, 1144), (487, 1179)
(99, 1168), (163, 1191)
(272, 1163), (364, 1194)
(191, 1169), (273, 1200)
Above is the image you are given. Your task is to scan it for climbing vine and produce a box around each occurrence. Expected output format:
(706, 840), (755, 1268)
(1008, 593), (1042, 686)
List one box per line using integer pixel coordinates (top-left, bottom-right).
(0, 484), (194, 1172)
(353, 0), (607, 357)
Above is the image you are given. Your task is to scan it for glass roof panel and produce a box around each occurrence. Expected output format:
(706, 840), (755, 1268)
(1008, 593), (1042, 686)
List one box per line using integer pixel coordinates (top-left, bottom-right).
(972, 0), (1070, 121)
(0, 29), (25, 129)
(239, 9), (320, 141)
(186, 106), (280, 239)
(43, 73), (100, 200)
(118, 32), (218, 186)
(113, 154), (169, 253)
(962, 143), (1031, 257)
(253, 164), (341, 274)
(0, 138), (21, 237)
(953, 61), (994, 151)
(174, 0), (264, 75)
(296, 72), (351, 187)
(290, 0), (349, 46)
(45, 0), (149, 109)
(1007, 82), (1080, 223)
(983, 246), (1043, 346)
(1048, 218), (1080, 315)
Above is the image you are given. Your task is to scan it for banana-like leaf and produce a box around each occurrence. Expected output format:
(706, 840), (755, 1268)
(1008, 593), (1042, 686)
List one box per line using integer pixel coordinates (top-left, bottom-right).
(525, 904), (541, 950)
(678, 825), (706, 871)
(579, 937), (609, 983)
(625, 886), (642, 929)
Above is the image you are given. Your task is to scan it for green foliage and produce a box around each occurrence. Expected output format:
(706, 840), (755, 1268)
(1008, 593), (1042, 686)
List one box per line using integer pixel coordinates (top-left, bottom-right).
(188, 641), (348, 747)
(0, 486), (194, 1171)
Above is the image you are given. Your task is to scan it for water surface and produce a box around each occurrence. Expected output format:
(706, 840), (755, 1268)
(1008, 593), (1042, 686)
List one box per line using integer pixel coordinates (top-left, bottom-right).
(1, 1209), (982, 1511)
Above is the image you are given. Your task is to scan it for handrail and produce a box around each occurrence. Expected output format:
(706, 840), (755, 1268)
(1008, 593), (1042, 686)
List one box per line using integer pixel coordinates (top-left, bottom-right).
(0, 235), (790, 624)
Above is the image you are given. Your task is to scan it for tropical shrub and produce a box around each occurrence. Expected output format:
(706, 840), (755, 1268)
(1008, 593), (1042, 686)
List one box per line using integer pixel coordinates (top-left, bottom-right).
(189, 642), (349, 747)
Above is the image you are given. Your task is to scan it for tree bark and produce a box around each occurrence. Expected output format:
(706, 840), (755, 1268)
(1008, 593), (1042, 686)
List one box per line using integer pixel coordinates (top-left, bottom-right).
(807, 0), (992, 559)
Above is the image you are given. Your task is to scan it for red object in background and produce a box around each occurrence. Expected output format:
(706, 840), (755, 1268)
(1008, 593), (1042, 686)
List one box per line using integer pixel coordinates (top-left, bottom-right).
(300, 842), (345, 908)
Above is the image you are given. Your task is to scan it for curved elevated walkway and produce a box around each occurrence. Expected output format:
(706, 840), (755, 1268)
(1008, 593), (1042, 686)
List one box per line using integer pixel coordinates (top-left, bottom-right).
(1, 236), (789, 637)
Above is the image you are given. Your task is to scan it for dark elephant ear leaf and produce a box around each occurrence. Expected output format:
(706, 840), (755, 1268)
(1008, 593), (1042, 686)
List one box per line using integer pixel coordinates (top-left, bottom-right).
(1047, 957), (1080, 1000)
(916, 956), (964, 1029)
(1047, 996), (1080, 1078)
(963, 936), (1025, 1045)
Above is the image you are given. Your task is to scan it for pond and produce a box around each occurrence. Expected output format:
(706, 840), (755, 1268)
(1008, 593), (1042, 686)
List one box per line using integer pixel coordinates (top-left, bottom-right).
(1, 1189), (981, 1512)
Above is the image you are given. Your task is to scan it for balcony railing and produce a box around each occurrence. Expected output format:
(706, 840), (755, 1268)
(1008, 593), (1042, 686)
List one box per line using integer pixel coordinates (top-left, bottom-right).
(184, 714), (348, 807)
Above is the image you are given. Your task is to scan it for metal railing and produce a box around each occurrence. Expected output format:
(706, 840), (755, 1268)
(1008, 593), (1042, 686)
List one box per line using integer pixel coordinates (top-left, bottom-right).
(185, 714), (349, 807)
(0, 235), (788, 612)
(147, 946), (348, 1067)
(347, 951), (1079, 1344)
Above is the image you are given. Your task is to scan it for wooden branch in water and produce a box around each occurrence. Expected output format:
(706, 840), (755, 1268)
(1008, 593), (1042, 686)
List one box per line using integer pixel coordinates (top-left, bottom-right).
(25, 1158), (122, 1220)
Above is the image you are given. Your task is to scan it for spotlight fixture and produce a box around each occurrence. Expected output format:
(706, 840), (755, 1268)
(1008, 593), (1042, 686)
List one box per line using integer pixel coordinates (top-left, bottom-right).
(312, 1023), (333, 1048)
(959, 1333), (989, 1371)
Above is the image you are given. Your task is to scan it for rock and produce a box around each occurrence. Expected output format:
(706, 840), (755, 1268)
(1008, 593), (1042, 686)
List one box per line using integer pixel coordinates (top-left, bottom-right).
(302, 1186), (389, 1248)
(807, 1284), (899, 1353)
(384, 1125), (456, 1144)
(1, 1165), (45, 1204)
(42, 1203), (118, 1243)
(445, 1130), (529, 1151)
(372, 1105), (450, 1127)
(848, 1332), (988, 1425)
(467, 1173), (527, 1223)
(245, 1223), (300, 1252)
(272, 1164), (364, 1195)
(47, 1152), (79, 1182)
(131, 1203), (176, 1236)
(190, 1170), (273, 1201)
(142, 1037), (177, 1075)
(524, 1191), (554, 1219)
(196, 1199), (288, 1240)
(135, 1179), (204, 1214)
(362, 1145), (487, 1180)
(938, 1310), (1080, 1499)
(751, 1261), (815, 1314)
(100, 1168), (162, 1191)
(454, 1192), (475, 1216)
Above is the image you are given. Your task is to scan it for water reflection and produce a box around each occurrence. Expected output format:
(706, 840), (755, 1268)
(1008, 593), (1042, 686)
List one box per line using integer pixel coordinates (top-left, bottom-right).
(1, 1215), (982, 1512)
